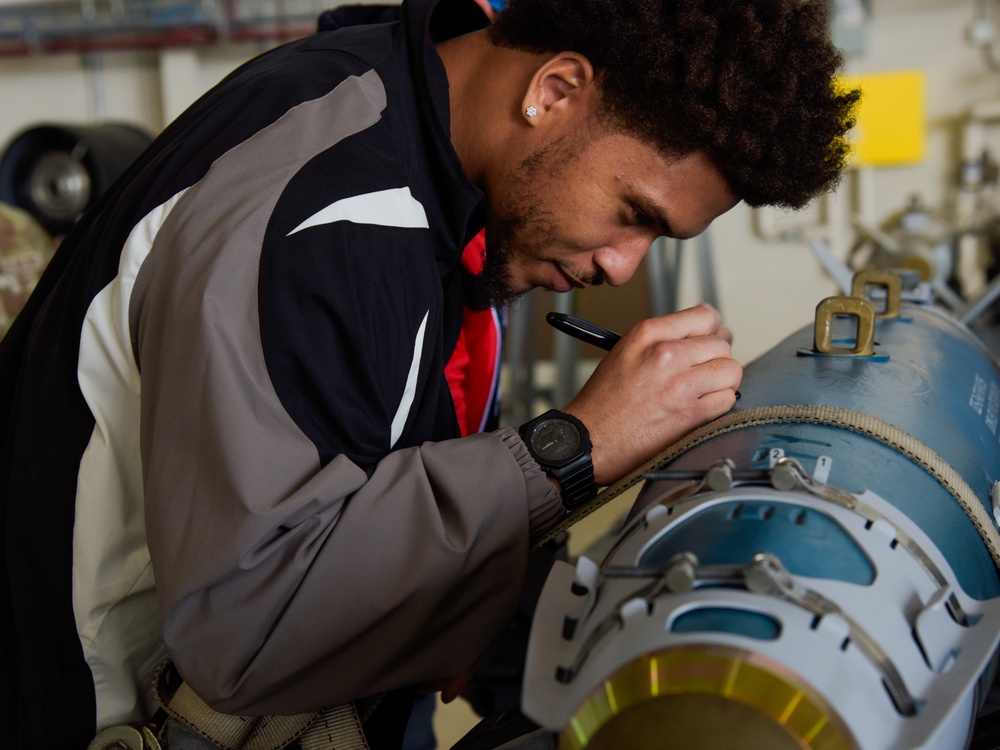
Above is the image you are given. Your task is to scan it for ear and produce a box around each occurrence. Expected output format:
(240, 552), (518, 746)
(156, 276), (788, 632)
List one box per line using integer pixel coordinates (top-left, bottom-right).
(520, 53), (595, 126)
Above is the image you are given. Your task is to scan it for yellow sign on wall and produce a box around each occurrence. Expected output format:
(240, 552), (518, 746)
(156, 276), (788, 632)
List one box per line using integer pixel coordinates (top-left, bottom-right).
(838, 70), (925, 167)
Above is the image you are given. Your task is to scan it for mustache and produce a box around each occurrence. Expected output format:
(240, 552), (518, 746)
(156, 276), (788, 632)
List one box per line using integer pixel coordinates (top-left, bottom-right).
(559, 261), (605, 288)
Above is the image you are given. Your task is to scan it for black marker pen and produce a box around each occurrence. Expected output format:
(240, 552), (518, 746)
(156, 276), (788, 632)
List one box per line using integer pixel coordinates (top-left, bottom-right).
(546, 312), (621, 351)
(545, 311), (741, 398)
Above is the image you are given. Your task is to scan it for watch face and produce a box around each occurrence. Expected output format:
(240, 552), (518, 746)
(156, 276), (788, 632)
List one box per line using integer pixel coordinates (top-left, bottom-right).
(530, 417), (581, 464)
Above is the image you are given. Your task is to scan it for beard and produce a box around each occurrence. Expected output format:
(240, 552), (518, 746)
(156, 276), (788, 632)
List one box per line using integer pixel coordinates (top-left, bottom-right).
(470, 133), (601, 310)
(472, 204), (604, 309)
(471, 204), (561, 310)
(471, 213), (526, 310)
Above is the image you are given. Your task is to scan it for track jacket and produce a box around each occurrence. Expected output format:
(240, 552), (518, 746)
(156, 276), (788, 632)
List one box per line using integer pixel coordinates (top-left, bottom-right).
(0, 1), (564, 747)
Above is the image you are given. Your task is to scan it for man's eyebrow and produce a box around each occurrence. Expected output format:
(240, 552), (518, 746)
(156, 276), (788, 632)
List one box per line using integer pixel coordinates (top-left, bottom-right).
(635, 197), (674, 238)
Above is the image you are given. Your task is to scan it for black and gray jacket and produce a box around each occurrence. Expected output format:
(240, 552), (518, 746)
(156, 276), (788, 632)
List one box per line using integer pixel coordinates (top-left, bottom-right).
(0, 1), (562, 747)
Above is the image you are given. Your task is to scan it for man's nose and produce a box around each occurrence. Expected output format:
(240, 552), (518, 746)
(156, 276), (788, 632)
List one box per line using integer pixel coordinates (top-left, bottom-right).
(593, 236), (657, 287)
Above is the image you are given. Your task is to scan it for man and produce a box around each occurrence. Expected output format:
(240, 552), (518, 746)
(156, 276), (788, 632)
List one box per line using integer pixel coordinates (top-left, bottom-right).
(0, 0), (857, 747)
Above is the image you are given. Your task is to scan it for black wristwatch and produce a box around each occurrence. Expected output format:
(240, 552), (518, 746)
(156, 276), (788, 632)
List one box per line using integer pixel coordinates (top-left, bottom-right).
(519, 409), (597, 510)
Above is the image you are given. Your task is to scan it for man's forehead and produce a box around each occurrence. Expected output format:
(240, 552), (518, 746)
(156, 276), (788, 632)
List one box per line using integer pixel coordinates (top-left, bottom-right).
(640, 150), (740, 238)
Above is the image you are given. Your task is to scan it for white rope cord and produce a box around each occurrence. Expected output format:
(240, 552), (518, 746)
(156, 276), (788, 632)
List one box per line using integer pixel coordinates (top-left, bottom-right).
(534, 404), (1000, 571)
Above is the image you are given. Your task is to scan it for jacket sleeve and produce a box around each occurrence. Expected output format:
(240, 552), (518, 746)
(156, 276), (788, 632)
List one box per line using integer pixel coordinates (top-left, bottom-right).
(147, 423), (562, 715)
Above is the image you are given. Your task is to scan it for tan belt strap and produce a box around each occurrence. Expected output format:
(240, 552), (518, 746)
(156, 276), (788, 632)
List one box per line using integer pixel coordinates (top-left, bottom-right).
(297, 706), (371, 750)
(533, 404), (1000, 571)
(154, 660), (369, 750)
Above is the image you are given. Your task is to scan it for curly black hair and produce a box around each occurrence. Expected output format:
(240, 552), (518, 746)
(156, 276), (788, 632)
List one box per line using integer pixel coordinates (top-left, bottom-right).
(489, 0), (859, 209)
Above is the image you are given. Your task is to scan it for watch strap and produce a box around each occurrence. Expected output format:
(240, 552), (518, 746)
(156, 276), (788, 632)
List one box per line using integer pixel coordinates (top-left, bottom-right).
(550, 452), (597, 510)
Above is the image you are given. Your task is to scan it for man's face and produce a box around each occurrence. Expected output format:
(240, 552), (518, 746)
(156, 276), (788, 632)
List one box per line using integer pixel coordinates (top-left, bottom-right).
(475, 131), (739, 308)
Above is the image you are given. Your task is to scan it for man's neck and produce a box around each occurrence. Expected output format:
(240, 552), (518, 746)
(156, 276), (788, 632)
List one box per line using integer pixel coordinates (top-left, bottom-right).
(436, 32), (546, 187)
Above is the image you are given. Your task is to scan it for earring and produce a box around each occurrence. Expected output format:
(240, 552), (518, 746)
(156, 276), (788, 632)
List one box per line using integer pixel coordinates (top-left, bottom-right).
(525, 105), (538, 118)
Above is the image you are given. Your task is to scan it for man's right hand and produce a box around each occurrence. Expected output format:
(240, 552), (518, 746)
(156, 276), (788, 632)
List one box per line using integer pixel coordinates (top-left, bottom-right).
(562, 303), (742, 487)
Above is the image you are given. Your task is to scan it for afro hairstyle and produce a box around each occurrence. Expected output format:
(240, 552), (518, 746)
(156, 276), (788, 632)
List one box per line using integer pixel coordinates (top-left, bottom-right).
(489, 0), (860, 209)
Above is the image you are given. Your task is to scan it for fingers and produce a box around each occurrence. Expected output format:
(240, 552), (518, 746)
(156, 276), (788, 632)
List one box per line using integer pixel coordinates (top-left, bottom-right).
(416, 669), (474, 703)
(565, 306), (741, 486)
(691, 303), (734, 344)
(694, 356), (743, 412)
(694, 348), (743, 394)
(626, 303), (726, 344)
(440, 671), (474, 703)
(698, 386), (740, 416)
(648, 334), (733, 372)
(658, 354), (742, 419)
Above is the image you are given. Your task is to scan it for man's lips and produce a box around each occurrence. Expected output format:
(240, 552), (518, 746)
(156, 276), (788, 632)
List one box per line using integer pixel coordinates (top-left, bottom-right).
(552, 264), (585, 292)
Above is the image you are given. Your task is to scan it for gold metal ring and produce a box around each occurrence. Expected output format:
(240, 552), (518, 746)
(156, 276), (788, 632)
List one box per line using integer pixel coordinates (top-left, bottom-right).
(559, 644), (857, 750)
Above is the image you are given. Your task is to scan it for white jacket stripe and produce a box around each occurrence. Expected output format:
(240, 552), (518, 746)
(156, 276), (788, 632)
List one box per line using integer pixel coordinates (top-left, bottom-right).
(287, 187), (429, 235)
(75, 189), (187, 727)
(391, 310), (429, 449)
